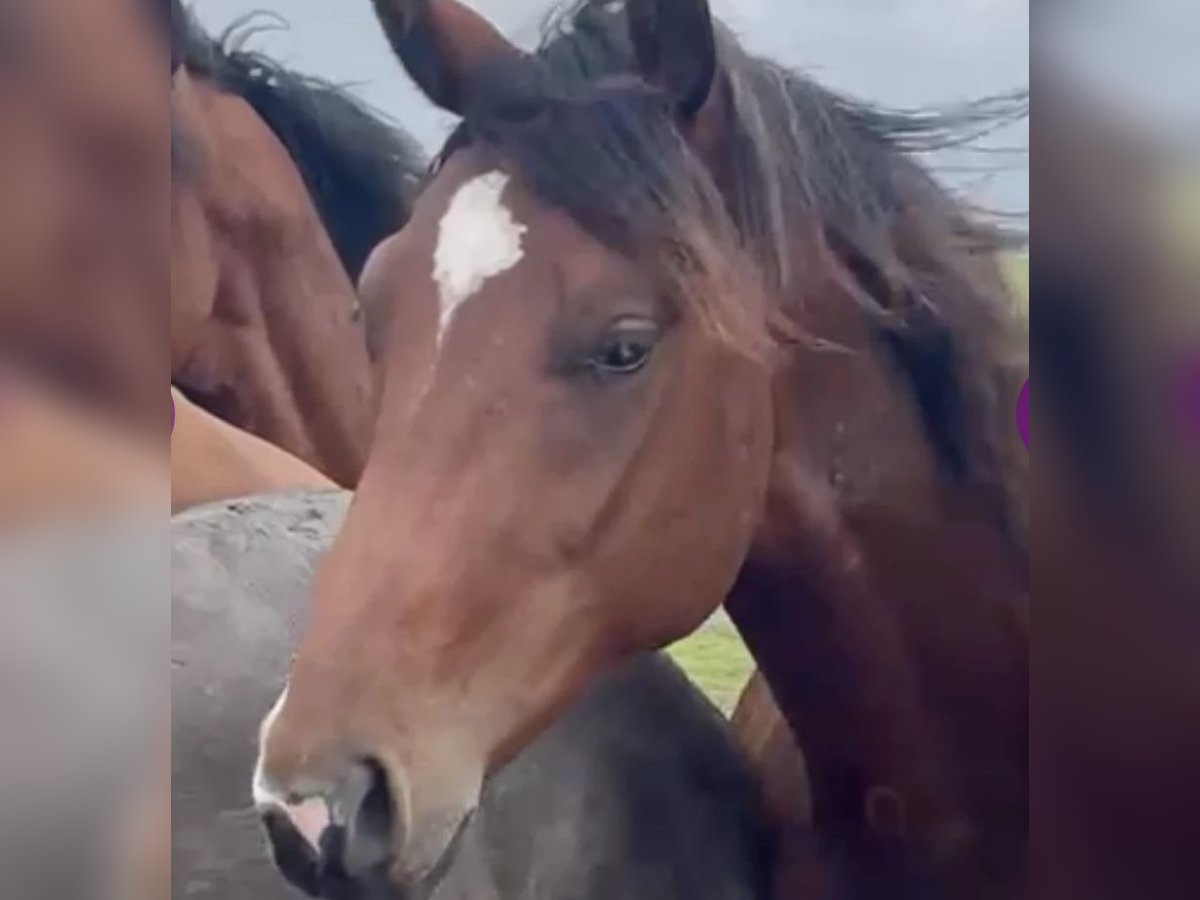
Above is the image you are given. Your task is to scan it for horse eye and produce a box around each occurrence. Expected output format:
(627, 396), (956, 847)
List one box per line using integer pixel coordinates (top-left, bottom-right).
(589, 319), (658, 376)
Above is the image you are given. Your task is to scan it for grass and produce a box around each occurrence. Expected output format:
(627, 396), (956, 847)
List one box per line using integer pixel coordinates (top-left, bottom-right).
(667, 614), (755, 716)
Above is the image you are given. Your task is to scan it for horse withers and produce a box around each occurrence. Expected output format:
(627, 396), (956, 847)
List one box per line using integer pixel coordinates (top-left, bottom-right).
(256, 1), (1028, 898)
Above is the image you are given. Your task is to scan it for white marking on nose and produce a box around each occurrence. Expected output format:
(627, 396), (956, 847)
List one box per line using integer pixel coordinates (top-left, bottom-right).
(432, 171), (527, 349)
(251, 686), (333, 854)
(251, 686), (288, 809)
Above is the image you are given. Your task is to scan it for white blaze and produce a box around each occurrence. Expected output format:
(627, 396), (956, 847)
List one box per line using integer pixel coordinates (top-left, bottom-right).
(432, 171), (527, 348)
(251, 686), (332, 853)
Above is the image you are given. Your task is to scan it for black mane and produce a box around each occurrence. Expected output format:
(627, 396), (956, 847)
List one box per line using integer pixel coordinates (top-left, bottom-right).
(438, 0), (1028, 511)
(172, 4), (426, 281)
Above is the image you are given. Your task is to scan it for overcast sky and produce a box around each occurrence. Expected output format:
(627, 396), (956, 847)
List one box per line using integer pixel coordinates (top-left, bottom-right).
(1040, 0), (1199, 150)
(191, 0), (1030, 213)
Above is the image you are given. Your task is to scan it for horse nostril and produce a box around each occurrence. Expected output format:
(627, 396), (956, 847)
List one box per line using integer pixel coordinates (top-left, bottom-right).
(333, 759), (397, 879)
(259, 760), (399, 892)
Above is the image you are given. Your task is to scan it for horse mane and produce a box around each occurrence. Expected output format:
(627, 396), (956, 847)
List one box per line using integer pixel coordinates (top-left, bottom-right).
(172, 5), (426, 281)
(441, 0), (1029, 543)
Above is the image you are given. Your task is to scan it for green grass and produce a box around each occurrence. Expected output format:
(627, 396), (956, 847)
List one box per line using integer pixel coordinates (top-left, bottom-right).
(667, 615), (755, 716)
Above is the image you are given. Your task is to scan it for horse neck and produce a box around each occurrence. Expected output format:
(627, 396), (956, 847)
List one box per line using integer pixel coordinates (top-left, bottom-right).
(175, 78), (377, 485)
(724, 317), (1028, 892)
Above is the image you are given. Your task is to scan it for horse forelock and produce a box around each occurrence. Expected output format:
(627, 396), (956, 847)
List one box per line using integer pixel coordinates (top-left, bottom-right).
(435, 0), (1028, 544)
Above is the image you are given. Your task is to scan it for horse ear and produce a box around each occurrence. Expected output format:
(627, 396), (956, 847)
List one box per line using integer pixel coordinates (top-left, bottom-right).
(371, 0), (524, 116)
(627, 0), (719, 121)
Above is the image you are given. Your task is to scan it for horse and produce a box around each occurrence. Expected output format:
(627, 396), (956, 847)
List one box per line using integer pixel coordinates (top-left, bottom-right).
(0, 0), (169, 434)
(170, 2), (426, 484)
(1031, 68), (1200, 899)
(171, 386), (337, 512)
(1, 0), (413, 485)
(255, 2), (1029, 899)
(0, 0), (347, 506)
(172, 490), (770, 900)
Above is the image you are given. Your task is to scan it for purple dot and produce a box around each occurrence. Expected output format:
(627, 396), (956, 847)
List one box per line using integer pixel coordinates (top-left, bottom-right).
(1016, 379), (1029, 449)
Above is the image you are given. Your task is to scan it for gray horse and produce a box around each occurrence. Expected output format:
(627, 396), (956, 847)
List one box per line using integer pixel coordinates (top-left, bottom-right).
(172, 490), (770, 899)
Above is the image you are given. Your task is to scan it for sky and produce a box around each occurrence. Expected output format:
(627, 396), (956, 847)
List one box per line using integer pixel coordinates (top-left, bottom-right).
(191, 0), (1030, 214)
(1040, 0), (1200, 150)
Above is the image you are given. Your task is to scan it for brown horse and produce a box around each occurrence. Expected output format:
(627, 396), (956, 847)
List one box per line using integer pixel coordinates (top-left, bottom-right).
(0, 0), (169, 433)
(1, 0), (415, 485)
(1031, 70), (1200, 899)
(171, 386), (336, 512)
(170, 3), (425, 484)
(255, 1), (1029, 898)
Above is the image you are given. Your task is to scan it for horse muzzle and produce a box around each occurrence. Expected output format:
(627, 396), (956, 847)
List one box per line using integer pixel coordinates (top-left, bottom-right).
(257, 760), (397, 897)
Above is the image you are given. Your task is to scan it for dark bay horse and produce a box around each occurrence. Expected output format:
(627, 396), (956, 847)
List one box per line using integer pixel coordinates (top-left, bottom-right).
(170, 3), (426, 483)
(257, 2), (1029, 899)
